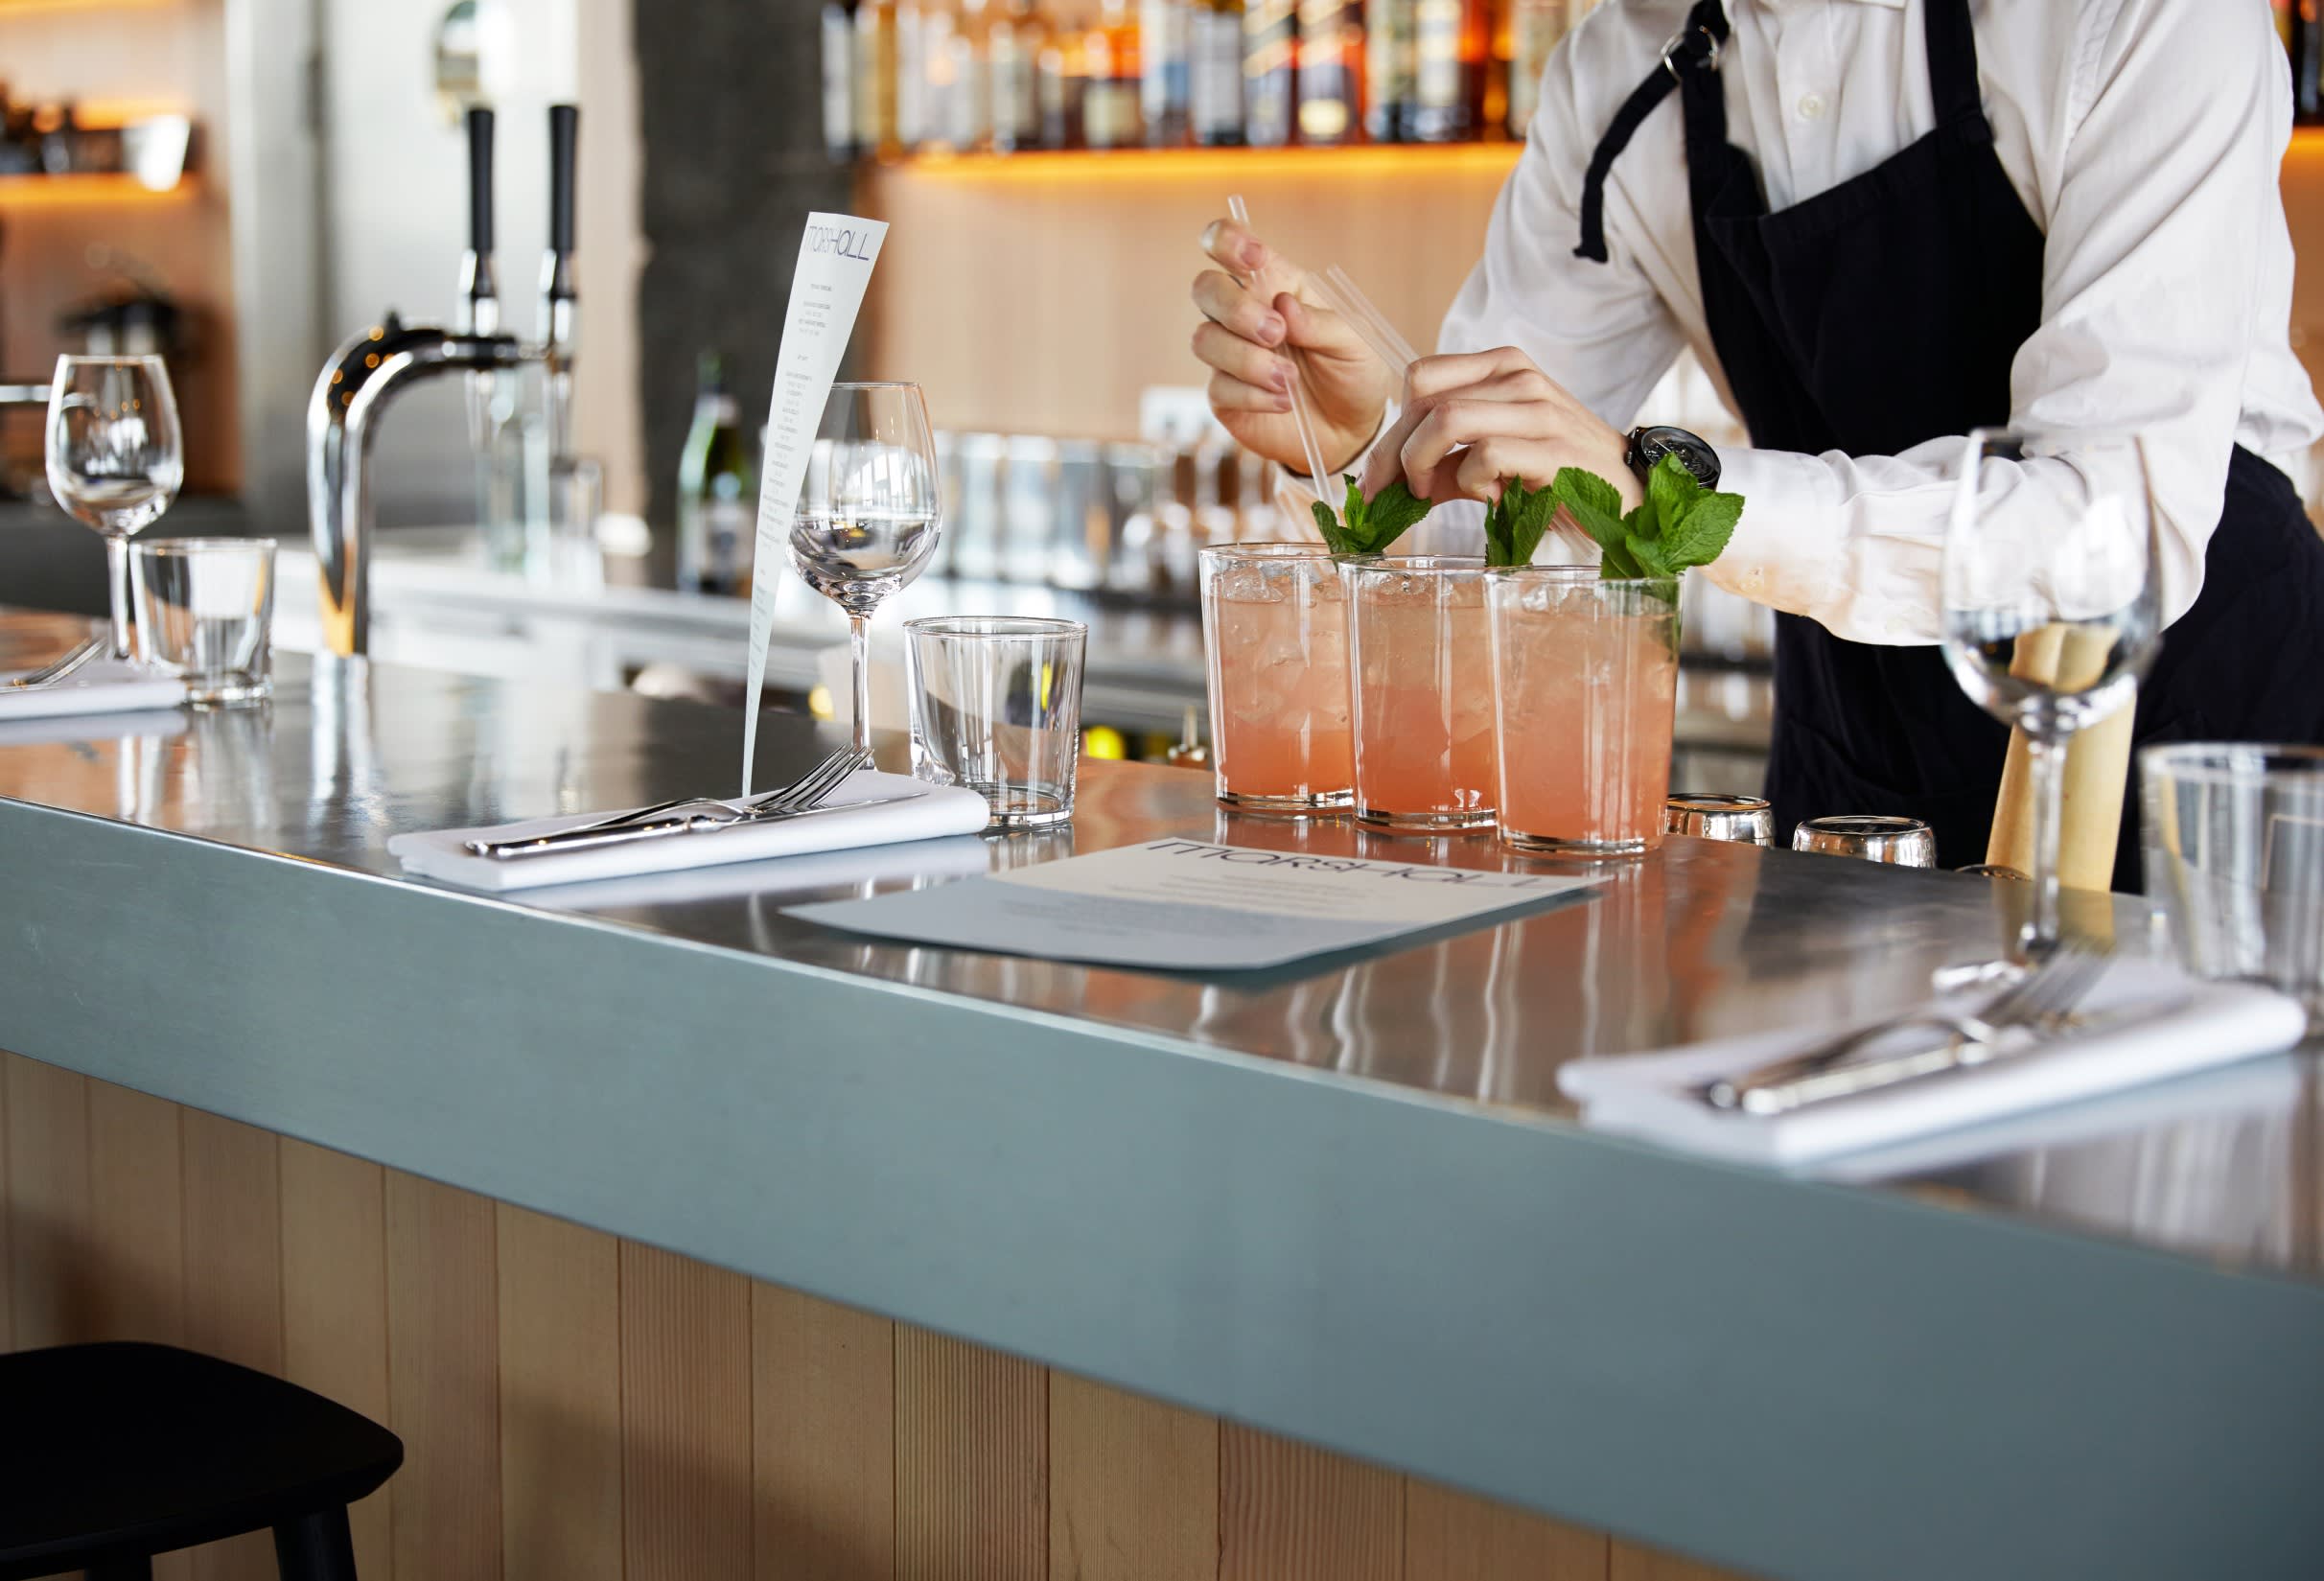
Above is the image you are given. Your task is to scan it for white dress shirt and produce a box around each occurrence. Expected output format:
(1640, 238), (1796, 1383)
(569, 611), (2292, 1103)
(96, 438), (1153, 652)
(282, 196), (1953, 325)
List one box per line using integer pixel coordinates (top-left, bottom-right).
(1425, 0), (2322, 644)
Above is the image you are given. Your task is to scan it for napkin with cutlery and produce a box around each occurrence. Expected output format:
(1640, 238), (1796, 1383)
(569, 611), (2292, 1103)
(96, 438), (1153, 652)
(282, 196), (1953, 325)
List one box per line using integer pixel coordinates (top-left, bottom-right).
(0, 658), (185, 721)
(388, 770), (992, 893)
(1557, 959), (2307, 1167)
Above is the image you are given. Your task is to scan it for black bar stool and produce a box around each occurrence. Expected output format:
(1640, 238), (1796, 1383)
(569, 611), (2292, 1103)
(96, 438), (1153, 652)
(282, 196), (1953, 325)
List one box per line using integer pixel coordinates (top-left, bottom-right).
(0, 1341), (403, 1581)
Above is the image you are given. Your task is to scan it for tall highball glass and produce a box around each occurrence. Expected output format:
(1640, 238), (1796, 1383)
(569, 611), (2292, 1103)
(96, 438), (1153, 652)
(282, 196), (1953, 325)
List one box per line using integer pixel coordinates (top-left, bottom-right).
(45, 355), (184, 660)
(1343, 554), (1497, 831)
(1198, 542), (1354, 813)
(1942, 430), (2160, 955)
(790, 382), (943, 754)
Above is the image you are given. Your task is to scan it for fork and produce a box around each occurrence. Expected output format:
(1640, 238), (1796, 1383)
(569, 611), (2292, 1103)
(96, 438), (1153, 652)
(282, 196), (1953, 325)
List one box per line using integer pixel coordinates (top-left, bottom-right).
(533, 746), (868, 844)
(1701, 943), (2109, 1115)
(6, 635), (104, 691)
(467, 748), (871, 858)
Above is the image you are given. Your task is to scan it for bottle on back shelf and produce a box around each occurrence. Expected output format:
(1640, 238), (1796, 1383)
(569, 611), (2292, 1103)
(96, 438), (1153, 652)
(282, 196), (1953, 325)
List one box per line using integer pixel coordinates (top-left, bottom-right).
(1411, 0), (1486, 141)
(988, 0), (1048, 148)
(2296, 0), (2324, 123)
(823, 0), (859, 159)
(1364, 0), (1418, 141)
(1038, 31), (1089, 148)
(1243, 0), (1296, 145)
(896, 0), (929, 150)
(1141, 0), (1191, 145)
(676, 352), (758, 598)
(1295, 0), (1359, 144)
(1083, 0), (1146, 149)
(943, 0), (992, 151)
(855, 0), (903, 157)
(1504, 0), (1563, 138)
(1190, 0), (1246, 144)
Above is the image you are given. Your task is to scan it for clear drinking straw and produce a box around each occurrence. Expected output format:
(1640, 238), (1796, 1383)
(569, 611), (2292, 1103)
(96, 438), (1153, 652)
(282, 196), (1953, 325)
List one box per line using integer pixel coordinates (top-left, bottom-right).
(1227, 195), (1335, 499)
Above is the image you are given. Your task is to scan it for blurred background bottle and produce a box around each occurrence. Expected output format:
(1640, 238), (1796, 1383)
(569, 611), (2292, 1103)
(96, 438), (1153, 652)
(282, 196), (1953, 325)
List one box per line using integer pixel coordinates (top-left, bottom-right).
(1295, 0), (1359, 144)
(1038, 32), (1089, 148)
(1242, 0), (1296, 146)
(822, 0), (859, 160)
(988, 0), (1049, 148)
(1504, 0), (1563, 138)
(1081, 0), (1145, 149)
(1141, 0), (1191, 145)
(1411, 0), (1485, 141)
(854, 0), (903, 157)
(675, 353), (758, 597)
(1190, 0), (1246, 144)
(942, 0), (993, 151)
(1364, 0), (1417, 141)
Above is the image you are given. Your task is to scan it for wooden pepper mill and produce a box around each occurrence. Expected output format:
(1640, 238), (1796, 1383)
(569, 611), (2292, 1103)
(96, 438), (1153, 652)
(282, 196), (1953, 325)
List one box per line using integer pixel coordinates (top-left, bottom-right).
(1984, 623), (2136, 890)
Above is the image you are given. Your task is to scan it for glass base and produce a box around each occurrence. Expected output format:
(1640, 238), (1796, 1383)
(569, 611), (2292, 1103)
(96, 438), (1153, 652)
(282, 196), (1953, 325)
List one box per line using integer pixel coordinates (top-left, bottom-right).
(186, 674), (272, 709)
(1499, 826), (1655, 858)
(1356, 804), (1496, 834)
(974, 782), (1073, 830)
(1216, 787), (1354, 817)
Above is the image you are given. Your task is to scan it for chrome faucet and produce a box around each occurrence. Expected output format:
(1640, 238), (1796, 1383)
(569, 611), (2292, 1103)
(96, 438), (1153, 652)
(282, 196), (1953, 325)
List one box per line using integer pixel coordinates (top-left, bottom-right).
(308, 104), (579, 657)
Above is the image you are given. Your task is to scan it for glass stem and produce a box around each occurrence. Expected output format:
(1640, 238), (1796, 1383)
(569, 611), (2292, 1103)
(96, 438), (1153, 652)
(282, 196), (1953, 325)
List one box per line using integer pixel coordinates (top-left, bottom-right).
(848, 612), (872, 756)
(105, 535), (132, 660)
(2025, 732), (2066, 956)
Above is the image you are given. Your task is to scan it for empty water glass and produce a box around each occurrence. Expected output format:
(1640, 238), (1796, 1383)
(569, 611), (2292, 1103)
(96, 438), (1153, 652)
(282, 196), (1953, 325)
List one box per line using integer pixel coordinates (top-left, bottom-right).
(2142, 743), (2324, 1025)
(906, 616), (1086, 829)
(130, 537), (275, 707)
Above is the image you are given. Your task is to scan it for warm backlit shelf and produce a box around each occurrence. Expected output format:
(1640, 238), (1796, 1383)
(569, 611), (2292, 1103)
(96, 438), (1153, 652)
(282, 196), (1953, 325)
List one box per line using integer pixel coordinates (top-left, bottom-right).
(0, 172), (192, 207)
(860, 141), (1526, 184)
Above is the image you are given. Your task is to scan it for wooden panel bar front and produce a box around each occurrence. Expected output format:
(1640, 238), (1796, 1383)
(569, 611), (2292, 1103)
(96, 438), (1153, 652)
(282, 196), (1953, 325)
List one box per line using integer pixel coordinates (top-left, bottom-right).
(0, 1051), (1743, 1581)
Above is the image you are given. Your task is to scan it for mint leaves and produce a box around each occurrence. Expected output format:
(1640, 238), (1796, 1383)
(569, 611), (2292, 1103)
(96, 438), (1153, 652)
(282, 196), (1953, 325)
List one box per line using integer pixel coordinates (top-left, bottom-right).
(1313, 474), (1434, 557)
(1550, 453), (1742, 581)
(1482, 477), (1561, 569)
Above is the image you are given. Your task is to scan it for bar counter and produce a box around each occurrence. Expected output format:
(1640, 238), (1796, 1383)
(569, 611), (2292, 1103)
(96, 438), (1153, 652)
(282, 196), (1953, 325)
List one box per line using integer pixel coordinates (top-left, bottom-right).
(0, 611), (2319, 1581)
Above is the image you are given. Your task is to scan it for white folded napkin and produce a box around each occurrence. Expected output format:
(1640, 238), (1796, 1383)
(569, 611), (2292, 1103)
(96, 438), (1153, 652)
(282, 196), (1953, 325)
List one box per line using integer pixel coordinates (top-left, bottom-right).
(1558, 960), (2308, 1168)
(0, 708), (189, 749)
(0, 657), (185, 722)
(388, 769), (993, 893)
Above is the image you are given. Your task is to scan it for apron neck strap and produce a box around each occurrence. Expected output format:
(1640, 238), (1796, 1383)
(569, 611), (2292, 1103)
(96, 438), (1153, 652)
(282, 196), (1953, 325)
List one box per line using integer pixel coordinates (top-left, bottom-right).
(1573, 0), (1729, 264)
(1922, 0), (1991, 137)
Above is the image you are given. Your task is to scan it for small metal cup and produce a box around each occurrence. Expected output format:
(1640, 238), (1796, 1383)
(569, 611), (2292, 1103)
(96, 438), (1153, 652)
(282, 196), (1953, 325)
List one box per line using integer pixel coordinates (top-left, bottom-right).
(1792, 815), (1937, 868)
(1662, 793), (1775, 846)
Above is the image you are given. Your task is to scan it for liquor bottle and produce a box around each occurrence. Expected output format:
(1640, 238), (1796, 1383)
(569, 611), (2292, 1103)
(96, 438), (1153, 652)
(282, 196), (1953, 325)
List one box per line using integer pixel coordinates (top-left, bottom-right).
(896, 0), (929, 150)
(822, 0), (859, 159)
(1190, 0), (1246, 144)
(676, 353), (758, 597)
(855, 0), (903, 158)
(1411, 0), (1485, 141)
(2296, 1), (2324, 124)
(1038, 34), (1088, 148)
(1364, 0), (1418, 141)
(988, 0), (1048, 149)
(1141, 0), (1190, 144)
(1243, 0), (1296, 146)
(1504, 0), (1562, 139)
(948, 0), (993, 150)
(1082, 0), (1144, 150)
(1295, 0), (1358, 144)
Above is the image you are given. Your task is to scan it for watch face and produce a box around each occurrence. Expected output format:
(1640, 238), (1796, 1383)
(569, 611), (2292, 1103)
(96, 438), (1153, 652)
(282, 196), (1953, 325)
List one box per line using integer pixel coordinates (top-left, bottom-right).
(1636, 425), (1720, 490)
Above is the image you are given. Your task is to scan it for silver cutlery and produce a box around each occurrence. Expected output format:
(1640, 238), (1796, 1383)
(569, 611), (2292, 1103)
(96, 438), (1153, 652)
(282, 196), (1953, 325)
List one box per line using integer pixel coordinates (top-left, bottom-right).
(529, 746), (868, 845)
(1701, 942), (2110, 1116)
(6, 636), (104, 691)
(468, 791), (929, 860)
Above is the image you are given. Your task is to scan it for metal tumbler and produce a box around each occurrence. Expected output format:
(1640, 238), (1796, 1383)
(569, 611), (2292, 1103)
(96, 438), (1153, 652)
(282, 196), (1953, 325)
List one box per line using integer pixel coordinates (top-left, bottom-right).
(1792, 815), (1938, 868)
(1662, 793), (1775, 846)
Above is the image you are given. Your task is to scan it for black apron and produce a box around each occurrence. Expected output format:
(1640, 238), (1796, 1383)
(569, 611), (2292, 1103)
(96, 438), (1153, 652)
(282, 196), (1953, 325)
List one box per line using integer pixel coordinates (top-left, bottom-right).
(1576, 0), (2324, 887)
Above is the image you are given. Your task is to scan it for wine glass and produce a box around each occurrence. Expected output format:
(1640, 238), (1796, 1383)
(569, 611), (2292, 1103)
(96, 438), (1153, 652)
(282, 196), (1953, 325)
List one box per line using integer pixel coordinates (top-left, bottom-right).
(1942, 429), (2162, 956)
(790, 382), (943, 754)
(45, 355), (184, 661)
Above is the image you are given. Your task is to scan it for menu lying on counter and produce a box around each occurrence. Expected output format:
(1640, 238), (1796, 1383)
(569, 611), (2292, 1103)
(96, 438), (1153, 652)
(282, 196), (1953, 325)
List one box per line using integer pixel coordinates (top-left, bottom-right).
(785, 838), (1600, 970)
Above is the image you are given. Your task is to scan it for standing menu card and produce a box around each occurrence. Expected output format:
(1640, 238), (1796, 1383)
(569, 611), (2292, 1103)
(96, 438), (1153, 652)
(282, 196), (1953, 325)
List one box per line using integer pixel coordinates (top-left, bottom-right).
(742, 213), (891, 792)
(785, 839), (1602, 970)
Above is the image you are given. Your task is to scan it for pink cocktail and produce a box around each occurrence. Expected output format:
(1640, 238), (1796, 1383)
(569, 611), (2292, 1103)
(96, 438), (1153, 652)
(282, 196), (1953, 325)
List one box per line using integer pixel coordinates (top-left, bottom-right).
(1489, 566), (1680, 855)
(1200, 543), (1354, 812)
(1344, 555), (1498, 831)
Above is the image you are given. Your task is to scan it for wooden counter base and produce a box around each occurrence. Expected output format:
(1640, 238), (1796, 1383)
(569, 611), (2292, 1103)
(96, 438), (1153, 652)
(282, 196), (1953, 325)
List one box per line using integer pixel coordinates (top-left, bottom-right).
(0, 1053), (1741, 1581)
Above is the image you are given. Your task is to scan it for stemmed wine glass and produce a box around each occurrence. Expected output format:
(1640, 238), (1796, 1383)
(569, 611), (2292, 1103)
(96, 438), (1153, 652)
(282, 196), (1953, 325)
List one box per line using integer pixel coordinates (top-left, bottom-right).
(45, 355), (184, 661)
(1942, 429), (2161, 956)
(790, 382), (943, 754)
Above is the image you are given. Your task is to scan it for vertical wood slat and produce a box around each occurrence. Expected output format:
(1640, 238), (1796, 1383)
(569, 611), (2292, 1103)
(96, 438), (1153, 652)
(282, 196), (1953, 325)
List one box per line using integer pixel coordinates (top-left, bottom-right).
(281, 1139), (394, 1581)
(500, 1204), (623, 1581)
(1047, 1372), (1217, 1581)
(620, 1241), (755, 1581)
(753, 1281), (896, 1581)
(3, 1052), (92, 1349)
(896, 1329), (1048, 1581)
(1220, 1427), (1403, 1581)
(385, 1168), (503, 1581)
(85, 1082), (185, 1347)
(181, 1108), (285, 1581)
(1609, 1545), (1756, 1581)
(1406, 1481), (1609, 1581)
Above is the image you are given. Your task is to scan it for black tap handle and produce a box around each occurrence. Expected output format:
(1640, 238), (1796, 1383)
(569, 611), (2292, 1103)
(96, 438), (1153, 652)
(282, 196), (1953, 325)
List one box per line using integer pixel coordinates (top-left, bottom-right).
(465, 105), (496, 255)
(547, 104), (579, 256)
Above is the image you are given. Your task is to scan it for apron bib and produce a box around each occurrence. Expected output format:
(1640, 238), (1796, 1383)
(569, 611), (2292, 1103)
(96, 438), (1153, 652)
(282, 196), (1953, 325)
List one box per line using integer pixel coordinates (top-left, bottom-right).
(1577, 0), (2324, 885)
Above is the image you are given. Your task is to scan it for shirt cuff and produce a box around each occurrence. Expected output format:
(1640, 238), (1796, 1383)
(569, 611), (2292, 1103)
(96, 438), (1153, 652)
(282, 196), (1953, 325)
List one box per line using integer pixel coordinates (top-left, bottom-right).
(1708, 446), (1945, 647)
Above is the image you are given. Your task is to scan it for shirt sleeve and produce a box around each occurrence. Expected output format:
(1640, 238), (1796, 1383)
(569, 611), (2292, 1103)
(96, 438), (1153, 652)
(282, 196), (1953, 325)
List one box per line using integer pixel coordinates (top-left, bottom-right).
(1708, 0), (2295, 644)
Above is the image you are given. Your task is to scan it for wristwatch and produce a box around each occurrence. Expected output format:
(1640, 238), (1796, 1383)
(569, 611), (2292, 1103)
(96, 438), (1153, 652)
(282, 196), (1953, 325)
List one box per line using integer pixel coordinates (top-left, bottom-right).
(1626, 425), (1721, 490)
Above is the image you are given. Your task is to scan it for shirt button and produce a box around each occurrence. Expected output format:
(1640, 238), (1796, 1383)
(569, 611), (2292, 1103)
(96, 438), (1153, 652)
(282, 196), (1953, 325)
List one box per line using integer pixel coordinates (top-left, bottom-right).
(1797, 92), (1828, 120)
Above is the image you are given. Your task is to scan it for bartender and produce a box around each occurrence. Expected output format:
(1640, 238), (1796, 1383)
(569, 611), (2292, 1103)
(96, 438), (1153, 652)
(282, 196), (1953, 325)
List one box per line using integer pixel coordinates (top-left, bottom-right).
(1191, 0), (2324, 881)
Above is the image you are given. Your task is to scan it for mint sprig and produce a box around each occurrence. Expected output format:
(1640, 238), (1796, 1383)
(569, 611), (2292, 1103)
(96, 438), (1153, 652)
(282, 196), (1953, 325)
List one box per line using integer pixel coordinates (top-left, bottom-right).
(1547, 453), (1742, 581)
(1313, 474), (1434, 557)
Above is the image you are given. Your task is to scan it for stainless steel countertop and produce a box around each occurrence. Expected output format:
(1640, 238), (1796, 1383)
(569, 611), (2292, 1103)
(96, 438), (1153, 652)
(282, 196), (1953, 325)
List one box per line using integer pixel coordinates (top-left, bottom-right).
(0, 612), (2317, 1581)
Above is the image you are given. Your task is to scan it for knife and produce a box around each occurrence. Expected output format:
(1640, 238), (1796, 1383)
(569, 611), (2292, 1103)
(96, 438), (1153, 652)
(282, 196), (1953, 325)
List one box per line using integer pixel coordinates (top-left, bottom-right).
(468, 791), (930, 860)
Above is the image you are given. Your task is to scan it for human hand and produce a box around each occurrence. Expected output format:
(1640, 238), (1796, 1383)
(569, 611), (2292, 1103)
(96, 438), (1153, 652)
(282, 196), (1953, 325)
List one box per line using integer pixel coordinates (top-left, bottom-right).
(1359, 347), (1639, 511)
